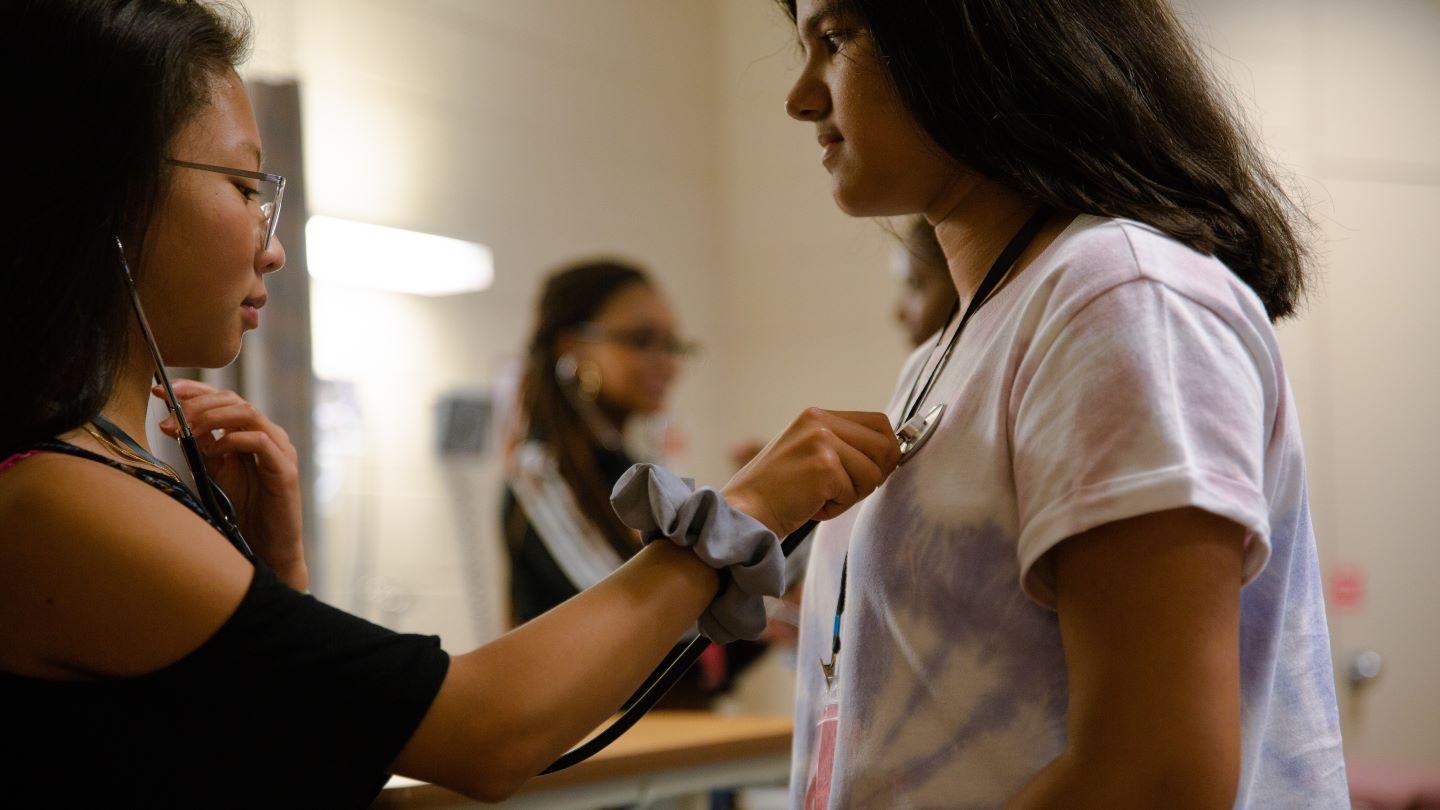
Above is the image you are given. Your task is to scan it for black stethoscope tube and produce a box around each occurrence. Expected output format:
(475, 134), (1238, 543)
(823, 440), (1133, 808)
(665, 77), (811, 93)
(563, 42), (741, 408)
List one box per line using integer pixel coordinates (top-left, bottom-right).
(541, 519), (820, 774)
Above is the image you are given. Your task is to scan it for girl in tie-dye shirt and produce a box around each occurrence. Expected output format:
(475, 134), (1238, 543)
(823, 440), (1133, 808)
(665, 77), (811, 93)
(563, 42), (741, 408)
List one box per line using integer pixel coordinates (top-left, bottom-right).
(774, 0), (1347, 806)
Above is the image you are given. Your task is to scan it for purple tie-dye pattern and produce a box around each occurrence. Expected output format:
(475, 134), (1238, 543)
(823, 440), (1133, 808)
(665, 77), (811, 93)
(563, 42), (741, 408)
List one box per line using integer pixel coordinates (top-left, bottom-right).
(837, 477), (1068, 807)
(789, 217), (1348, 808)
(860, 498), (1065, 734)
(1237, 491), (1349, 806)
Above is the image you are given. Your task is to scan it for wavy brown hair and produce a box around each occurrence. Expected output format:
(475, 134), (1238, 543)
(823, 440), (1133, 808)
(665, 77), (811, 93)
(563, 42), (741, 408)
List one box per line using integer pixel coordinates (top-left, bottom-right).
(779, 0), (1310, 320)
(506, 260), (652, 558)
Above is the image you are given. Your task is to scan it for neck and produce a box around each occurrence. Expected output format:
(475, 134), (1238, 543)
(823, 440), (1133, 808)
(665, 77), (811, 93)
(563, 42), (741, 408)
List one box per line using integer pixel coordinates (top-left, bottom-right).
(926, 177), (1040, 308)
(99, 330), (163, 451)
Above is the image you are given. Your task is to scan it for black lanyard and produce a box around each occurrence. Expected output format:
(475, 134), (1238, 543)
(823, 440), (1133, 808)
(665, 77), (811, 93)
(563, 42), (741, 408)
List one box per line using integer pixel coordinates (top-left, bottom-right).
(92, 414), (176, 473)
(822, 206), (1052, 688)
(90, 413), (254, 560)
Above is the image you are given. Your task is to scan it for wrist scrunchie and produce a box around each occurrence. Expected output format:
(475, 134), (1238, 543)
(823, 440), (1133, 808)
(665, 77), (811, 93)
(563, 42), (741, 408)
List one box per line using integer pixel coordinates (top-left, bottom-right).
(610, 463), (786, 644)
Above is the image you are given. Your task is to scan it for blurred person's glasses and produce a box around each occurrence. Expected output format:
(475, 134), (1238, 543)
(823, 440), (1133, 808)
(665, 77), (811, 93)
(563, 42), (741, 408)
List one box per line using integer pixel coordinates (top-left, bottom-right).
(578, 324), (700, 359)
(165, 158), (286, 251)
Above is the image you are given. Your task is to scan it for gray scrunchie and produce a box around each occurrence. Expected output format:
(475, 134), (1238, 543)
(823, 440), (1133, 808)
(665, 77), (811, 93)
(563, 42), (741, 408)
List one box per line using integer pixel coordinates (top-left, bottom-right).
(610, 463), (785, 644)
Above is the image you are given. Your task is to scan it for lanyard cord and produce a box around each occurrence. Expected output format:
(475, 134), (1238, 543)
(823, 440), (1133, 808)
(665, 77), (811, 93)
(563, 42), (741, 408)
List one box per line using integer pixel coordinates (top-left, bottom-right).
(88, 412), (254, 560)
(91, 414), (180, 478)
(825, 207), (1053, 681)
(545, 208), (1055, 773)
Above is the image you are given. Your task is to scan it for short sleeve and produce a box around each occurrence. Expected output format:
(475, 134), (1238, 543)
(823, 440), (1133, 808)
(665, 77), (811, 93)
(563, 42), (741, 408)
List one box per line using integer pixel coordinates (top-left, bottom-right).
(156, 562), (451, 806)
(1011, 278), (1272, 608)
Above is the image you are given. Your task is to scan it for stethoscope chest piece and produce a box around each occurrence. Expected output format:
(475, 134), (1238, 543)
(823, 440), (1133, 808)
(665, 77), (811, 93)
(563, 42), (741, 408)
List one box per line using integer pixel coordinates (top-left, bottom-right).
(896, 403), (945, 465)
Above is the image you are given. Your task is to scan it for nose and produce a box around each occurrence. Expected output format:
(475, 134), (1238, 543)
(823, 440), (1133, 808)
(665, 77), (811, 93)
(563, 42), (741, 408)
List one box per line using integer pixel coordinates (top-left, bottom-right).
(785, 68), (828, 122)
(258, 232), (286, 275)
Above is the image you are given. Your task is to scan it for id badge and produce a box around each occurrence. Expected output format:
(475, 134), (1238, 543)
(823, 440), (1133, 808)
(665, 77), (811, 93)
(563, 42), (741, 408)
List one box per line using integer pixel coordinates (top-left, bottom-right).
(803, 676), (842, 809)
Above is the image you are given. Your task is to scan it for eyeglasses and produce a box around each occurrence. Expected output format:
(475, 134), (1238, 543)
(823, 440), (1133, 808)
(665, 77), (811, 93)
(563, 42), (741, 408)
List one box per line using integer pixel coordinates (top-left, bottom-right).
(578, 323), (701, 359)
(165, 158), (286, 251)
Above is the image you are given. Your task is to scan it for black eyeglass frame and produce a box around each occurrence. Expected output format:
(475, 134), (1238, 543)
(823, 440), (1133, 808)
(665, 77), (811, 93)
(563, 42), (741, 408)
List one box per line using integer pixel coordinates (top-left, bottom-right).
(165, 158), (287, 252)
(575, 322), (702, 359)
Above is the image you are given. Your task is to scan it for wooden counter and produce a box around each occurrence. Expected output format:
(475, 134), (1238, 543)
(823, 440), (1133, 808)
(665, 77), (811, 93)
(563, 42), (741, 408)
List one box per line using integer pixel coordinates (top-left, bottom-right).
(373, 711), (792, 809)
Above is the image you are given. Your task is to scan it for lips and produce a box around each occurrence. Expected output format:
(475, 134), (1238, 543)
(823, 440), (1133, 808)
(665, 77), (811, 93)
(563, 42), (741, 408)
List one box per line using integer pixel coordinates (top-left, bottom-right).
(817, 127), (844, 165)
(241, 294), (266, 329)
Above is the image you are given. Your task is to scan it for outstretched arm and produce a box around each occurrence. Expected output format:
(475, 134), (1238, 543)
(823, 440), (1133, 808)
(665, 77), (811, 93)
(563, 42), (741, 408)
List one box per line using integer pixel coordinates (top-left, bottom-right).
(389, 406), (901, 800)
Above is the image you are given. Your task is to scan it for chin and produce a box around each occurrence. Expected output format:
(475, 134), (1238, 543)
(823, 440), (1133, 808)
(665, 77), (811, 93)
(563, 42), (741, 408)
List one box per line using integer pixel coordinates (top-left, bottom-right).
(831, 175), (919, 219)
(193, 337), (245, 370)
(155, 324), (246, 370)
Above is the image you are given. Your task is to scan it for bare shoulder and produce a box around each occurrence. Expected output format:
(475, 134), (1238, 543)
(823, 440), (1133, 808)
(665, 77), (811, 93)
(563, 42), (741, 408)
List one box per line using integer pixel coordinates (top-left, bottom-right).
(0, 452), (254, 679)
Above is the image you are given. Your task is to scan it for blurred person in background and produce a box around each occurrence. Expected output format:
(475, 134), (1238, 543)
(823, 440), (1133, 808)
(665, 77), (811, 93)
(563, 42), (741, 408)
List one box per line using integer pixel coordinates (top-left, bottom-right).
(891, 216), (958, 348)
(502, 260), (765, 706)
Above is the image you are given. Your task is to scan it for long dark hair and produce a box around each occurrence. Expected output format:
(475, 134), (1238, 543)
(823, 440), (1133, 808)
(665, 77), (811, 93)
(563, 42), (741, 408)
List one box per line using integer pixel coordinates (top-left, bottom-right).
(779, 0), (1310, 320)
(0, 1), (251, 452)
(508, 260), (653, 557)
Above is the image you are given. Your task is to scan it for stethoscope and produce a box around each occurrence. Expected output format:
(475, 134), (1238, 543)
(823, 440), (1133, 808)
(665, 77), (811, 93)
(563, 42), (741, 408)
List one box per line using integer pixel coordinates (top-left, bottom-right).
(543, 206), (1053, 773)
(102, 237), (255, 561)
(110, 205), (1050, 773)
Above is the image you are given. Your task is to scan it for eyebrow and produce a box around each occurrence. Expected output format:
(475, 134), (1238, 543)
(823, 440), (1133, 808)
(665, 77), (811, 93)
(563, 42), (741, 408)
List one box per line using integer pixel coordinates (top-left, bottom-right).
(799, 0), (848, 37)
(243, 141), (264, 171)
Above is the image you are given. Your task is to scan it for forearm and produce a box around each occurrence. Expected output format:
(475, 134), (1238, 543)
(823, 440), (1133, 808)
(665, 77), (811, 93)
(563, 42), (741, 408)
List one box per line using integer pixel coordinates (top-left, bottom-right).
(393, 410), (903, 798)
(459, 541), (718, 781)
(260, 530), (308, 590)
(258, 503), (308, 591)
(1006, 747), (1236, 809)
(1006, 751), (1132, 810)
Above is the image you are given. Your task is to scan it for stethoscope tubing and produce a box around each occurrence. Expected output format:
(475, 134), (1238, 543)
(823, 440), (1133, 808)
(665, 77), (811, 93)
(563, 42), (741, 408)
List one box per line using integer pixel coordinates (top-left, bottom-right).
(541, 518), (819, 774)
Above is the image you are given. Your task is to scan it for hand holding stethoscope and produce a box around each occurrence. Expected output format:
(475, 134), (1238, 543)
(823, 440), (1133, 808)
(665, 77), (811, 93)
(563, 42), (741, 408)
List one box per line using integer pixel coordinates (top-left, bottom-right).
(155, 379), (306, 583)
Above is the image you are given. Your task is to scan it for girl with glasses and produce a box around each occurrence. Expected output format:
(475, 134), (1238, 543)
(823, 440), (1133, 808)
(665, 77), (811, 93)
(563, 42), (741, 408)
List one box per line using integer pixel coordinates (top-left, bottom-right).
(503, 260), (765, 709)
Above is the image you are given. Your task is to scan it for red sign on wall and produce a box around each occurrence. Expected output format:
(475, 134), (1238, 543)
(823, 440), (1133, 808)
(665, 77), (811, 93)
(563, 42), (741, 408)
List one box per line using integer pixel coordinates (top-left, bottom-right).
(1329, 564), (1366, 613)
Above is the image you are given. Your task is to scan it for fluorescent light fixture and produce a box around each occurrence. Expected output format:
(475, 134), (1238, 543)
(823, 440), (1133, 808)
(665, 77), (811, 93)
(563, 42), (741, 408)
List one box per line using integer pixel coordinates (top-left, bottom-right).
(306, 215), (494, 296)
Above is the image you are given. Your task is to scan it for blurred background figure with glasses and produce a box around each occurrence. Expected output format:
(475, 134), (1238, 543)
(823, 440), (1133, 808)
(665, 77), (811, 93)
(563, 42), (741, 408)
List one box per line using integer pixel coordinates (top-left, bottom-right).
(501, 259), (764, 708)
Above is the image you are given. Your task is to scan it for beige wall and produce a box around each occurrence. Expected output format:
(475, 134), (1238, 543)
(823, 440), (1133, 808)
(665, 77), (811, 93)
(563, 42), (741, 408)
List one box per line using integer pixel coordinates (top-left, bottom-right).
(241, 0), (734, 650)
(713, 3), (910, 440)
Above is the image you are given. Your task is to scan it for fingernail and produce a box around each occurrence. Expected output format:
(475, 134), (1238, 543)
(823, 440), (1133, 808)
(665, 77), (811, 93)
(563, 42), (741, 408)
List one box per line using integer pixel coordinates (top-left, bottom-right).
(160, 418), (175, 430)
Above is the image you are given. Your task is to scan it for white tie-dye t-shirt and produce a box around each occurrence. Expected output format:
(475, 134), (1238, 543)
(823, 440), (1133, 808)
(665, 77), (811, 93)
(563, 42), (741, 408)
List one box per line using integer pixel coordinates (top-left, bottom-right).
(789, 215), (1348, 808)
